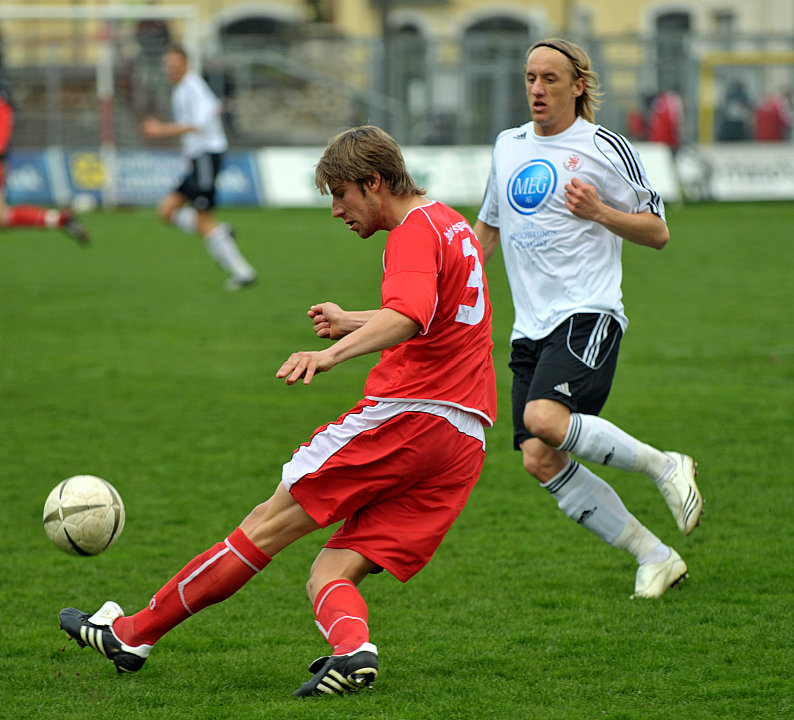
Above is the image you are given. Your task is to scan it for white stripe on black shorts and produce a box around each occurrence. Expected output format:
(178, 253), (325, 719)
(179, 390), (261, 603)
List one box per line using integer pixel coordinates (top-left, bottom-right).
(176, 152), (223, 211)
(509, 313), (622, 449)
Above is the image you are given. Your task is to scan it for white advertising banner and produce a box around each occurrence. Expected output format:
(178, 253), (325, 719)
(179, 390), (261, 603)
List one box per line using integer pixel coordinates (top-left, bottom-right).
(258, 146), (493, 208)
(257, 147), (329, 207)
(676, 143), (794, 202)
(633, 142), (682, 204)
(258, 143), (681, 208)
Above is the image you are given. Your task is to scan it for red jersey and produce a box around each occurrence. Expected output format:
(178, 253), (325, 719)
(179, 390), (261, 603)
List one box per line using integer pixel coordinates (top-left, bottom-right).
(0, 96), (13, 156)
(754, 96), (792, 141)
(646, 91), (683, 149)
(363, 201), (497, 427)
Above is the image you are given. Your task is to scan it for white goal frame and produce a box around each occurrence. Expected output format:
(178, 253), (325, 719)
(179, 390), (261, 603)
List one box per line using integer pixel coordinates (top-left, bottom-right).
(0, 3), (201, 207)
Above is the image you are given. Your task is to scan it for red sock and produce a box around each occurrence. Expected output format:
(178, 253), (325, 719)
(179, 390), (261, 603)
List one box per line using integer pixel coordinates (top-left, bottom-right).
(313, 579), (370, 655)
(113, 527), (271, 647)
(5, 205), (58, 228)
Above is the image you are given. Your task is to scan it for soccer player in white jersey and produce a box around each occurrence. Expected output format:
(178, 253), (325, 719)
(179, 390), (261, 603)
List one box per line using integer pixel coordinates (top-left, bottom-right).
(59, 126), (497, 696)
(140, 45), (256, 290)
(474, 38), (704, 599)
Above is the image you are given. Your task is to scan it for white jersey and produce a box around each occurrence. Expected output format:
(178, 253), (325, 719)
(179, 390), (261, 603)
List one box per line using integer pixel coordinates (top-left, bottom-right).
(478, 116), (665, 342)
(171, 72), (228, 158)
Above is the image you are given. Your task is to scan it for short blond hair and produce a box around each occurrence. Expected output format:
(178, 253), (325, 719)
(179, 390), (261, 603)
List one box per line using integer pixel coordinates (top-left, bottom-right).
(528, 38), (602, 122)
(315, 125), (425, 197)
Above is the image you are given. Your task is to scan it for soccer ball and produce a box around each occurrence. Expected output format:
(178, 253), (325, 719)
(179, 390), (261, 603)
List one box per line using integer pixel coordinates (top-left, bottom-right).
(43, 475), (125, 556)
(71, 193), (98, 213)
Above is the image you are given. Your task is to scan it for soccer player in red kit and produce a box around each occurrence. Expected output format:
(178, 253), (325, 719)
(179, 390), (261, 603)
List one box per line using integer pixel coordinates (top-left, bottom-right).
(59, 125), (497, 697)
(0, 81), (89, 243)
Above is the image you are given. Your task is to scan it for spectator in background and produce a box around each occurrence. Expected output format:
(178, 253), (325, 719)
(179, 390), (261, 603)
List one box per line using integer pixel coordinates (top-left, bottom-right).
(625, 92), (654, 143)
(646, 89), (684, 151)
(626, 106), (646, 142)
(0, 79), (88, 243)
(753, 91), (792, 141)
(717, 81), (753, 142)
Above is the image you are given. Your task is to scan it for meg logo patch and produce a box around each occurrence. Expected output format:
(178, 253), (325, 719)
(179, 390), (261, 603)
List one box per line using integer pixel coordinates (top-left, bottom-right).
(507, 159), (556, 215)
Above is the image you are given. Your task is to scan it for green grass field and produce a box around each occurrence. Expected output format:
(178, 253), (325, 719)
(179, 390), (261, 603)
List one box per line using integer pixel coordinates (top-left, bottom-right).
(1, 202), (792, 720)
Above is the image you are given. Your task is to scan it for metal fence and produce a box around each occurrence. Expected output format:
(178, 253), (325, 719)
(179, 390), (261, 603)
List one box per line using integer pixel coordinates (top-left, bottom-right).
(2, 19), (793, 150)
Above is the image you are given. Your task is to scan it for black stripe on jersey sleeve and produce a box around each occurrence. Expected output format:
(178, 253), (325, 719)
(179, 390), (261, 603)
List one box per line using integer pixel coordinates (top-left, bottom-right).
(595, 128), (662, 214)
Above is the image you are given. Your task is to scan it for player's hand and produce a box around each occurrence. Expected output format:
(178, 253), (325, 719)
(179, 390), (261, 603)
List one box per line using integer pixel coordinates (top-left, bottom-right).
(564, 176), (606, 223)
(308, 302), (347, 339)
(276, 350), (336, 385)
(140, 117), (165, 139)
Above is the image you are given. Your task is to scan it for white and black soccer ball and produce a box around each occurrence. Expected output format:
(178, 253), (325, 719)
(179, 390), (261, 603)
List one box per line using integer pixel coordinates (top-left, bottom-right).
(43, 475), (125, 556)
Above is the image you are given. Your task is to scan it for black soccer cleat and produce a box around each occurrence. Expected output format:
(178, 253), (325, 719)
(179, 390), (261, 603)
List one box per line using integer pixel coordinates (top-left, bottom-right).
(59, 601), (151, 674)
(60, 209), (90, 245)
(292, 642), (379, 697)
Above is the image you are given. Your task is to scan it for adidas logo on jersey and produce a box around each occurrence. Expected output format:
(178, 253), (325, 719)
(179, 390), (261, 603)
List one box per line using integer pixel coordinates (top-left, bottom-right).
(513, 131), (527, 139)
(554, 382), (572, 397)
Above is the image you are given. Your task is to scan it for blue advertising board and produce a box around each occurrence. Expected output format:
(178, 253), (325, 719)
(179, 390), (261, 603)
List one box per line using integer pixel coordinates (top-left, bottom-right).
(5, 150), (59, 205)
(61, 149), (264, 207)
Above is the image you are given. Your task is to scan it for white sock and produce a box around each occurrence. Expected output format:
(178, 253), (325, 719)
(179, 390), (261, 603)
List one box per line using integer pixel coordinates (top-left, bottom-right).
(544, 460), (633, 546)
(614, 517), (669, 564)
(171, 206), (198, 234)
(45, 209), (61, 228)
(558, 413), (673, 480)
(204, 225), (256, 280)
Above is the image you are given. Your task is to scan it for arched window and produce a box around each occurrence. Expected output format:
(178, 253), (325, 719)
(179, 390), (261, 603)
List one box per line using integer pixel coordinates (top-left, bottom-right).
(220, 16), (296, 52)
(386, 23), (430, 143)
(463, 17), (532, 143)
(655, 11), (691, 93)
(392, 23), (426, 95)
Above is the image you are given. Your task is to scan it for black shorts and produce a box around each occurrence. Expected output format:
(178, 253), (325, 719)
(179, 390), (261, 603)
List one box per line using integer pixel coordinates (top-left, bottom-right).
(509, 313), (622, 449)
(175, 153), (223, 211)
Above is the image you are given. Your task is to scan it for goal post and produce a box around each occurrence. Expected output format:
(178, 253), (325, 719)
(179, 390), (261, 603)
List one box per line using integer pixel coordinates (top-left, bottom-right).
(0, 3), (201, 64)
(699, 50), (794, 143)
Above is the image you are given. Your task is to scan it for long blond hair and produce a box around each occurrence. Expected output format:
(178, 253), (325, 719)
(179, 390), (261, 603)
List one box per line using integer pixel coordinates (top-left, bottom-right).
(528, 38), (603, 122)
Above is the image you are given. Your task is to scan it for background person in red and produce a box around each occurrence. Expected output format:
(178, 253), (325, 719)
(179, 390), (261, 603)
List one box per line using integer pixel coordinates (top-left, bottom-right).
(59, 125), (497, 698)
(0, 80), (88, 243)
(646, 88), (684, 150)
(754, 91), (793, 141)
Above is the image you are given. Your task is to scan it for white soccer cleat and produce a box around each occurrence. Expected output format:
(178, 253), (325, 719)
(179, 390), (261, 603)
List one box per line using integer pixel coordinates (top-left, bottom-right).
(224, 273), (257, 291)
(659, 452), (703, 535)
(632, 548), (688, 599)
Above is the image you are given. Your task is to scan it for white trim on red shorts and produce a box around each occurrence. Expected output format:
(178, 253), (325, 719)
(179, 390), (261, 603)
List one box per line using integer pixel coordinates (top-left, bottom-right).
(366, 395), (494, 428)
(281, 400), (485, 492)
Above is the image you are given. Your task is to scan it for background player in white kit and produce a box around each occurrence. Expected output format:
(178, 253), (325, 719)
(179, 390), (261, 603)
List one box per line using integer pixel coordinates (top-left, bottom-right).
(474, 38), (704, 598)
(141, 45), (256, 290)
(59, 126), (497, 696)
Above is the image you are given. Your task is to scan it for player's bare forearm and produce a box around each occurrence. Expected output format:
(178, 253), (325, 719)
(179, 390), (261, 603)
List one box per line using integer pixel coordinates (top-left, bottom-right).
(564, 177), (669, 249)
(473, 220), (501, 265)
(278, 308), (419, 385)
(308, 303), (378, 339)
(595, 206), (669, 249)
(328, 308), (419, 364)
(140, 117), (196, 140)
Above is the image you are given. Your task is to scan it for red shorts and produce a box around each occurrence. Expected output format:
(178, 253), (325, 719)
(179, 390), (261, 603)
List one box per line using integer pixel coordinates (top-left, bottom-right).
(282, 399), (486, 582)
